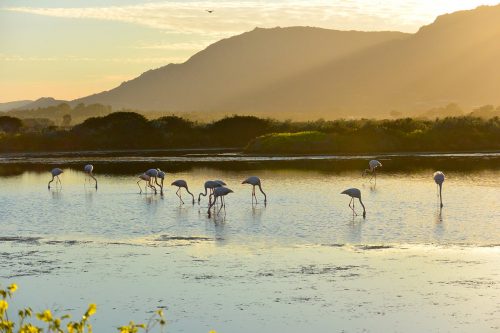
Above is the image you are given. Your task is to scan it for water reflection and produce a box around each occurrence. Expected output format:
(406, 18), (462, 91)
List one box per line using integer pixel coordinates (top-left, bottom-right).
(1, 152), (499, 177)
(434, 207), (445, 240)
(0, 156), (499, 246)
(84, 189), (95, 205)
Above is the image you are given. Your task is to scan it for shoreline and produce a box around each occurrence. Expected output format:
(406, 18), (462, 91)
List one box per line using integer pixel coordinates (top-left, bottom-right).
(1, 148), (499, 159)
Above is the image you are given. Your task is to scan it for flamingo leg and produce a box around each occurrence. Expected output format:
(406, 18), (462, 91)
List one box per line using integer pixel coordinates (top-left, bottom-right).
(207, 196), (217, 217)
(148, 181), (156, 194)
(137, 180), (143, 193)
(176, 188), (184, 204)
(348, 197), (357, 216)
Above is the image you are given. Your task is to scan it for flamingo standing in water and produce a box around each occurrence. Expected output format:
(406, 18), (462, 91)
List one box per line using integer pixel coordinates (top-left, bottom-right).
(137, 173), (156, 194)
(242, 176), (267, 203)
(207, 186), (233, 217)
(145, 168), (161, 193)
(433, 171), (445, 208)
(341, 188), (366, 218)
(84, 164), (97, 189)
(157, 170), (165, 194)
(198, 180), (223, 204)
(363, 160), (382, 182)
(48, 168), (63, 189)
(171, 180), (195, 204)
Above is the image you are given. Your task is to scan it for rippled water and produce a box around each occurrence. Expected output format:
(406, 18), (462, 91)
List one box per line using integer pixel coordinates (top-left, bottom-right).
(0, 153), (499, 332)
(0, 155), (498, 246)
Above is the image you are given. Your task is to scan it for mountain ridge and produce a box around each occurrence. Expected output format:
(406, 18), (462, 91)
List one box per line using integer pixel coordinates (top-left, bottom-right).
(8, 4), (500, 119)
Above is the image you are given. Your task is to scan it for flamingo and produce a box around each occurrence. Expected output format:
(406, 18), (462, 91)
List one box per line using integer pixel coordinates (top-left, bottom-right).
(198, 180), (223, 204)
(145, 168), (161, 193)
(157, 170), (165, 194)
(433, 171), (445, 208)
(207, 186), (233, 217)
(341, 188), (366, 218)
(171, 180), (195, 204)
(242, 176), (267, 203)
(363, 160), (382, 181)
(214, 180), (226, 186)
(137, 173), (156, 194)
(84, 164), (97, 189)
(48, 168), (63, 189)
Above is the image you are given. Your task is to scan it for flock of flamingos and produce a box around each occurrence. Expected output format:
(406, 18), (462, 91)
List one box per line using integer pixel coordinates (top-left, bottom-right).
(47, 160), (446, 217)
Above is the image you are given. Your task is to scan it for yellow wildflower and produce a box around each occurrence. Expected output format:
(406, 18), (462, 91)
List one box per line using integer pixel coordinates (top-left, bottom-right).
(0, 299), (8, 315)
(83, 303), (97, 319)
(36, 309), (53, 322)
(7, 284), (18, 293)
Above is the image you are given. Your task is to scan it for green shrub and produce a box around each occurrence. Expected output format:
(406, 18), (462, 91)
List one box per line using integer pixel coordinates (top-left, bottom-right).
(0, 284), (167, 333)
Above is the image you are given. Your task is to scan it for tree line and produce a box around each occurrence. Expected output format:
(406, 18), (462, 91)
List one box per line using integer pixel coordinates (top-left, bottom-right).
(0, 112), (499, 153)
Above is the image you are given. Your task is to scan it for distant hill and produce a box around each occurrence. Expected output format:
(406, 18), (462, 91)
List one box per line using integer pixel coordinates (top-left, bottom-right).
(16, 97), (68, 110)
(73, 27), (407, 114)
(0, 100), (33, 112)
(232, 4), (500, 117)
(72, 5), (500, 118)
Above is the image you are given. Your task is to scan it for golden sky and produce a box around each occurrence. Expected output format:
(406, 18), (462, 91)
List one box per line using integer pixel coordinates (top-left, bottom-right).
(1, 0), (498, 102)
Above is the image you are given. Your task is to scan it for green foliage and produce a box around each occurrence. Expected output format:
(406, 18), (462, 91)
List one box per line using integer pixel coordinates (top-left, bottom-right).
(247, 131), (329, 154)
(0, 284), (167, 333)
(0, 117), (23, 134)
(246, 117), (500, 154)
(0, 112), (498, 153)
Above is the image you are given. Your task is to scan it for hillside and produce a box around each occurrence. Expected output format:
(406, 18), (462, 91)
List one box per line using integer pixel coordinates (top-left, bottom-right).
(72, 4), (500, 118)
(73, 27), (407, 112)
(17, 97), (68, 110)
(236, 4), (500, 117)
(0, 100), (33, 112)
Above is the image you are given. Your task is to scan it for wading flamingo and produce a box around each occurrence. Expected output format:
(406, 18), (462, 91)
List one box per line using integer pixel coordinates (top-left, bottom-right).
(137, 173), (156, 194)
(171, 180), (195, 204)
(198, 180), (223, 204)
(84, 164), (97, 189)
(207, 186), (233, 217)
(433, 171), (445, 208)
(242, 176), (267, 203)
(341, 188), (366, 218)
(48, 168), (63, 189)
(145, 168), (161, 193)
(157, 170), (165, 194)
(363, 160), (382, 182)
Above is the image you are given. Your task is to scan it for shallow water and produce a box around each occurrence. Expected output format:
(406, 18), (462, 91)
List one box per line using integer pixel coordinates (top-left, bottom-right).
(0, 153), (499, 332)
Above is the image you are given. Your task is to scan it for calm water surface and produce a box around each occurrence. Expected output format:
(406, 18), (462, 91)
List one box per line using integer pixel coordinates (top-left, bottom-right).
(0, 153), (499, 332)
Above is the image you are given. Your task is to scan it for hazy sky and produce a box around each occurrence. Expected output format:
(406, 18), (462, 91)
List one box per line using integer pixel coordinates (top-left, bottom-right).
(1, 0), (498, 102)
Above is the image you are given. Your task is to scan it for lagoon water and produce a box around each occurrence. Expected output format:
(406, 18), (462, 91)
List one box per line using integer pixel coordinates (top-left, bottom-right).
(0, 152), (499, 332)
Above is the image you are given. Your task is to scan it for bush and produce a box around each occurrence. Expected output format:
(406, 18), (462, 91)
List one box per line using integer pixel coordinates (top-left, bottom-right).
(0, 283), (166, 333)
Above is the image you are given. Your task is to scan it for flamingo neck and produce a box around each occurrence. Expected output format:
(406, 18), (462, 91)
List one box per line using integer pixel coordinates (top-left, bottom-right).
(258, 184), (267, 201)
(359, 198), (366, 216)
